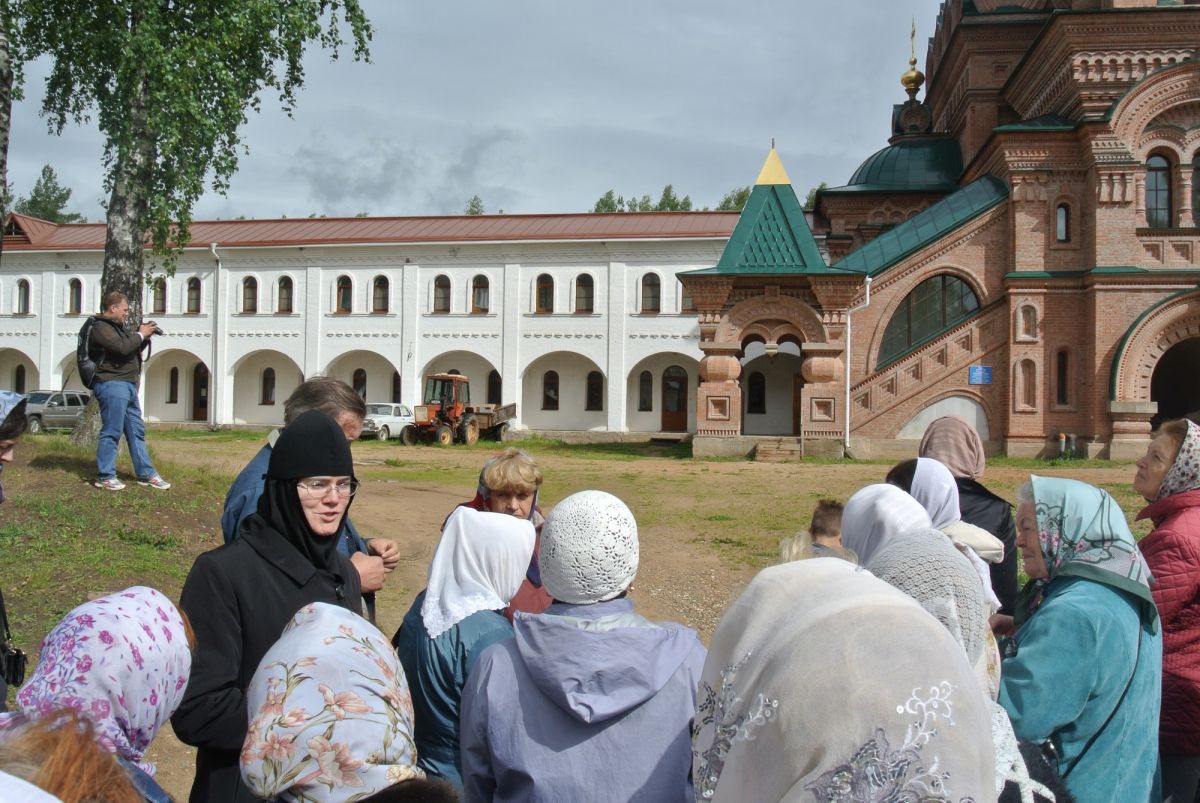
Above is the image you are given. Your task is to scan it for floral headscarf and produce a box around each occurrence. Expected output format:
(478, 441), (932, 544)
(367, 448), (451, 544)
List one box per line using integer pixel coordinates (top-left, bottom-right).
(241, 603), (422, 802)
(0, 586), (191, 775)
(1157, 419), (1200, 500)
(1017, 476), (1158, 633)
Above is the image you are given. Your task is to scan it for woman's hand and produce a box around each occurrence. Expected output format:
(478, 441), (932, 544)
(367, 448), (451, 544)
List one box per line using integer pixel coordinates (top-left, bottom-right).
(990, 613), (1015, 636)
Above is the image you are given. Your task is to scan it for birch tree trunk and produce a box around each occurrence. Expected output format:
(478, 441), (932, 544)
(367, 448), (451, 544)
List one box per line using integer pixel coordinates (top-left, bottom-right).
(0, 30), (13, 265)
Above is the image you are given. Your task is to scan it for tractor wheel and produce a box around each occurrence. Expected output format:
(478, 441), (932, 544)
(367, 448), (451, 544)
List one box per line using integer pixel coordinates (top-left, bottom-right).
(27, 416), (43, 435)
(435, 424), (454, 446)
(458, 415), (479, 446)
(400, 426), (416, 446)
(377, 426), (390, 441)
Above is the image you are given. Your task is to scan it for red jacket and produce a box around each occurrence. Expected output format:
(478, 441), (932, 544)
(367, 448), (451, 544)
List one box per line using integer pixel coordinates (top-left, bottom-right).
(1139, 487), (1200, 754)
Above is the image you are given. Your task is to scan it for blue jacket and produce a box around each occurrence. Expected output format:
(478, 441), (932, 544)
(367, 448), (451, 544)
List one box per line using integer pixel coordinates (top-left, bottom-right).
(394, 590), (514, 787)
(221, 441), (367, 557)
(459, 598), (705, 803)
(1000, 576), (1162, 803)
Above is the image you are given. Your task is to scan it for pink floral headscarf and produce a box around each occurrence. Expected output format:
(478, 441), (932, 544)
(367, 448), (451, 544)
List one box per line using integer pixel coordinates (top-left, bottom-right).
(240, 603), (422, 802)
(0, 586), (191, 775)
(1157, 419), (1200, 500)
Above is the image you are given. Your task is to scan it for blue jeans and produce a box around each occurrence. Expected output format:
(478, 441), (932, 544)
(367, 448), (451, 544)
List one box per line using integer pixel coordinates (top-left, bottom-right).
(94, 380), (157, 481)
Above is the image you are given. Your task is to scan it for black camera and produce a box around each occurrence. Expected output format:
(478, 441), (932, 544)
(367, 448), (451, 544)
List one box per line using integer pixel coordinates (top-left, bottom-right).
(147, 321), (166, 336)
(1, 643), (26, 688)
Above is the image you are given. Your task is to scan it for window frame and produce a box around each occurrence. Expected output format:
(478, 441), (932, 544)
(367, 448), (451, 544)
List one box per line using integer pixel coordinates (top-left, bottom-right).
(1146, 154), (1173, 229)
(261, 367), (276, 405)
(638, 370), (653, 411)
(186, 278), (202, 314)
(242, 276), (258, 314)
(433, 275), (451, 314)
(277, 277), (294, 314)
(1055, 203), (1070, 243)
(574, 274), (594, 314)
(372, 276), (389, 314)
(640, 273), (661, 314)
(877, 274), (981, 369)
(542, 370), (559, 410)
(151, 279), (167, 315)
(471, 275), (490, 314)
(536, 274), (554, 314)
(335, 275), (353, 314)
(15, 279), (30, 315)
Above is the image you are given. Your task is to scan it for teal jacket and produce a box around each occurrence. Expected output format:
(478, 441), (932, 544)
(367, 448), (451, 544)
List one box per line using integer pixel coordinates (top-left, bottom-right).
(394, 590), (514, 787)
(1000, 576), (1162, 803)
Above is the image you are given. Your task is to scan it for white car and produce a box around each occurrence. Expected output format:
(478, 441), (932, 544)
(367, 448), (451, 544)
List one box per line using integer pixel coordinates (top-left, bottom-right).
(360, 403), (415, 442)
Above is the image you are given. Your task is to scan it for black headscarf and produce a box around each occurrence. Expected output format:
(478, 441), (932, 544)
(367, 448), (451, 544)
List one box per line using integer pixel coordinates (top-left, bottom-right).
(245, 409), (357, 572)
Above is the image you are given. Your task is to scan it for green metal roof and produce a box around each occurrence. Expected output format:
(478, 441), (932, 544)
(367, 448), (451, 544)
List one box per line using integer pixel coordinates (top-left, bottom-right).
(685, 182), (835, 276)
(994, 114), (1077, 132)
(826, 137), (963, 194)
(834, 175), (1009, 277)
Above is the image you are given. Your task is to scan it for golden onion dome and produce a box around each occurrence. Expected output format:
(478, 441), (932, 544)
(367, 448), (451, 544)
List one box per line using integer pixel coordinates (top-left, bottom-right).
(901, 56), (925, 93)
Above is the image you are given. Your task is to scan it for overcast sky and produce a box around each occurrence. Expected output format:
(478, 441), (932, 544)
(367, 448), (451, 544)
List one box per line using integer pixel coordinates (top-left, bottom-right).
(7, 0), (945, 222)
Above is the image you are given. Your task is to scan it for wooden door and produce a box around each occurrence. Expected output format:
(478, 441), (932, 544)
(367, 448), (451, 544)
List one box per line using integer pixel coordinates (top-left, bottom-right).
(661, 366), (688, 432)
(192, 363), (209, 421)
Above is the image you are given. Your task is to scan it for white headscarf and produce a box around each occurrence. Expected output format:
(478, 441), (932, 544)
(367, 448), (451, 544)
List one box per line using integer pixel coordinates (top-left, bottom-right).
(840, 484), (932, 565)
(421, 505), (535, 638)
(692, 558), (994, 802)
(910, 457), (961, 529)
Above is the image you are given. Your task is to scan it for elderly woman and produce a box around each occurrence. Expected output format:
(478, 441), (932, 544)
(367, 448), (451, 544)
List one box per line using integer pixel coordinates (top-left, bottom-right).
(920, 416), (1019, 614)
(1000, 476), (1161, 802)
(395, 505), (535, 786)
(173, 409), (364, 802)
(692, 558), (995, 802)
(0, 587), (192, 803)
(241, 603), (456, 803)
(1133, 418), (1200, 802)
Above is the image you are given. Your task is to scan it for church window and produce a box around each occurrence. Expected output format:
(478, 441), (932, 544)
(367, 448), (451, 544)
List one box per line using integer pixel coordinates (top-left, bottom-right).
(1147, 155), (1173, 229)
(1055, 204), (1070, 242)
(536, 274), (554, 314)
(152, 278), (166, 314)
(335, 276), (352, 314)
(542, 371), (559, 410)
(261, 368), (276, 405)
(575, 275), (593, 313)
(68, 279), (82, 315)
(187, 278), (201, 314)
(638, 371), (653, 411)
(1055, 350), (1071, 408)
(472, 275), (489, 313)
(242, 277), (258, 314)
(433, 275), (450, 314)
(641, 274), (661, 314)
(878, 274), (979, 368)
(372, 276), (389, 313)
(15, 280), (30, 315)
(277, 277), (293, 314)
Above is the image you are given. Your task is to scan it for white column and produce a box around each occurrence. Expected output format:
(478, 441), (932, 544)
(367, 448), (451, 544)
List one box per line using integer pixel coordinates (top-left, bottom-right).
(605, 260), (627, 432)
(211, 262), (234, 426)
(400, 261), (421, 408)
(502, 262), (522, 426)
(303, 266), (324, 377)
(39, 270), (59, 386)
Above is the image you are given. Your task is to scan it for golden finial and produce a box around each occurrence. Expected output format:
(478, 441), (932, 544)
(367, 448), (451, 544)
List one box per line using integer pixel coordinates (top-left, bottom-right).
(901, 17), (925, 97)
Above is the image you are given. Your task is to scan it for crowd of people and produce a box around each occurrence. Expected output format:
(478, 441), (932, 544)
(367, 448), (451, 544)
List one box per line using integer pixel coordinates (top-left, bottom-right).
(0, 375), (1196, 803)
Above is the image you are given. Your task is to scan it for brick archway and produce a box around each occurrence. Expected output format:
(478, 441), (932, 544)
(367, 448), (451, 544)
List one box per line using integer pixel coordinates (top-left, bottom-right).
(1110, 62), (1200, 153)
(714, 293), (828, 348)
(1111, 291), (1200, 404)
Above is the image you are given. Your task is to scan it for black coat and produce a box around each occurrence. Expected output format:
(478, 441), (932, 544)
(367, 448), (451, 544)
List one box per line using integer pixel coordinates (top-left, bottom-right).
(171, 520), (362, 803)
(956, 477), (1018, 615)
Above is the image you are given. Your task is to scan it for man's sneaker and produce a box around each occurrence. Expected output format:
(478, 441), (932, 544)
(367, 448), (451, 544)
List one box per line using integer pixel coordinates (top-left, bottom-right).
(138, 476), (172, 491)
(95, 478), (126, 491)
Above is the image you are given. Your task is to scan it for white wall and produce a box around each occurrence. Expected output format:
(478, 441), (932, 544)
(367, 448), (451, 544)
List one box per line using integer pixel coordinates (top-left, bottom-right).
(625, 354), (699, 432)
(144, 348), (209, 423)
(521, 352), (607, 431)
(325, 350), (401, 404)
(0, 348), (38, 392)
(232, 351), (303, 425)
(741, 350), (804, 436)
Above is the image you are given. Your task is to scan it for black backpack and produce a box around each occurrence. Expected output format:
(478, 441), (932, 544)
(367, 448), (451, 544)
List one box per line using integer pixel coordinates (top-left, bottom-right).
(76, 316), (102, 389)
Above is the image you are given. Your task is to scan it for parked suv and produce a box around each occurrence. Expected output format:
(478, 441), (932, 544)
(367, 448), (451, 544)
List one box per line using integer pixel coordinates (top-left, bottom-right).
(24, 389), (92, 433)
(360, 403), (415, 442)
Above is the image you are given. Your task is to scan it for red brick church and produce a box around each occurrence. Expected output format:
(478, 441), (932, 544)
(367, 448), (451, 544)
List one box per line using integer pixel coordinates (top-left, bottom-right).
(683, 0), (1200, 459)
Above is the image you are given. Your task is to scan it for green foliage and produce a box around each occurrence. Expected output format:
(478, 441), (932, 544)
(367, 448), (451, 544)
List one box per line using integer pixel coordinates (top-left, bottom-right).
(717, 186), (751, 211)
(464, 194), (485, 215)
(803, 181), (828, 211)
(592, 184), (692, 213)
(14, 163), (84, 222)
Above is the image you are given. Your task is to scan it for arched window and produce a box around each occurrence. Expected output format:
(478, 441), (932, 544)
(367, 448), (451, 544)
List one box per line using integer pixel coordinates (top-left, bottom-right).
(1017, 305), (1038, 341)
(261, 368), (276, 405)
(67, 278), (82, 315)
(167, 367), (179, 404)
(1147, 154), (1172, 228)
(747, 372), (766, 414)
(277, 277), (293, 314)
(1055, 349), (1071, 407)
(585, 371), (604, 411)
(372, 276), (389, 313)
(13, 365), (25, 394)
(352, 368), (367, 400)
(433, 275), (450, 314)
(487, 370), (502, 405)
(1015, 359), (1037, 411)
(1055, 204), (1070, 242)
(242, 277), (258, 314)
(575, 275), (594, 313)
(15, 279), (30, 315)
(187, 278), (201, 314)
(641, 274), (661, 314)
(542, 370), (559, 410)
(151, 278), (166, 315)
(638, 370), (653, 411)
(878, 274), (980, 368)
(336, 275), (352, 314)
(536, 274), (554, 314)
(472, 275), (490, 314)
(392, 371), (402, 403)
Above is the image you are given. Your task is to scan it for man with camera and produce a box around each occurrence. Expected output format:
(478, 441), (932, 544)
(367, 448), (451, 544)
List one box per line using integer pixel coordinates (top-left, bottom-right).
(90, 290), (170, 491)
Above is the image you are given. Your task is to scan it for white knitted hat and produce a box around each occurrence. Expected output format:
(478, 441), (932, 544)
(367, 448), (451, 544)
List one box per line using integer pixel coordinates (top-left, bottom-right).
(540, 490), (639, 604)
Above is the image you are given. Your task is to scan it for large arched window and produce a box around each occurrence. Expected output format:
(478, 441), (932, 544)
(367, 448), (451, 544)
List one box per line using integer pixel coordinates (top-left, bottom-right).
(261, 368), (276, 405)
(67, 278), (82, 315)
(151, 278), (166, 314)
(15, 279), (30, 315)
(638, 370), (653, 411)
(433, 275), (450, 314)
(575, 274), (594, 313)
(472, 275), (490, 314)
(187, 278), (201, 314)
(585, 371), (604, 411)
(536, 274), (554, 314)
(746, 372), (766, 414)
(242, 277), (258, 314)
(1147, 154), (1172, 229)
(277, 277), (293, 314)
(641, 274), (661, 314)
(372, 276), (389, 313)
(878, 274), (980, 368)
(542, 370), (559, 410)
(167, 367), (179, 404)
(352, 368), (367, 400)
(336, 276), (352, 314)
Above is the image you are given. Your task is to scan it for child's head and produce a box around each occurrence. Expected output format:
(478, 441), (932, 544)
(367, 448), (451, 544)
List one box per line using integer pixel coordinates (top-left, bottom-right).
(809, 500), (843, 541)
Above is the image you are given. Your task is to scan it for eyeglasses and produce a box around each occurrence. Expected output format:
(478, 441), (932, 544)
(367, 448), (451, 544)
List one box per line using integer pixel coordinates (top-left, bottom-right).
(296, 479), (360, 498)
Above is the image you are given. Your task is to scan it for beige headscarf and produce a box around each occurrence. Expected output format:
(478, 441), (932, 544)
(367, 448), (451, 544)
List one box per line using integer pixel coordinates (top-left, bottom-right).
(692, 559), (995, 802)
(920, 416), (987, 481)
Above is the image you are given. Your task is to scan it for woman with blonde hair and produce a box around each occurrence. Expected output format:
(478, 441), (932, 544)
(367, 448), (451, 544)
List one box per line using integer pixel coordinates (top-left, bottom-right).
(0, 709), (140, 803)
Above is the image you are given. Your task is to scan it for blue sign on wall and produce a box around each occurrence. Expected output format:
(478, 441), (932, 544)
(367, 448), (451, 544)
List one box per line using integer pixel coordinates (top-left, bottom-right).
(968, 366), (993, 385)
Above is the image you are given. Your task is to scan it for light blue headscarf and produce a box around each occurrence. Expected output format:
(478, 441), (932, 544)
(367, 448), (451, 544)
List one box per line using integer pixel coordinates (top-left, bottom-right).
(0, 390), (27, 504)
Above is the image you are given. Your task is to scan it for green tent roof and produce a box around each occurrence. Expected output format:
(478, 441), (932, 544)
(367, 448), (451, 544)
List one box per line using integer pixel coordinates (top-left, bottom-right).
(994, 114), (1077, 132)
(685, 181), (836, 276)
(824, 137), (963, 194)
(834, 174), (1009, 277)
